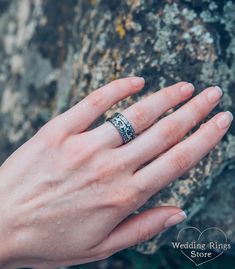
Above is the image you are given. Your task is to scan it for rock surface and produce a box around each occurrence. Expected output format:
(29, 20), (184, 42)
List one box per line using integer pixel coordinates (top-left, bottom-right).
(0, 0), (234, 254)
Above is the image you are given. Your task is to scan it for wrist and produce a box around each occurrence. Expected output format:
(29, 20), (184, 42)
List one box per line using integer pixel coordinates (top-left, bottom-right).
(0, 175), (34, 269)
(0, 188), (16, 267)
(0, 226), (14, 268)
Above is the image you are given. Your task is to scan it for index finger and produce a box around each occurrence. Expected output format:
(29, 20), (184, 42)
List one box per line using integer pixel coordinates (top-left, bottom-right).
(48, 77), (145, 136)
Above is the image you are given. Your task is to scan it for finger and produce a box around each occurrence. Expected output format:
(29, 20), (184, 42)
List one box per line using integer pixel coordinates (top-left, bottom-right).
(96, 207), (186, 255)
(53, 77), (145, 135)
(94, 81), (195, 147)
(133, 111), (233, 194)
(121, 86), (223, 171)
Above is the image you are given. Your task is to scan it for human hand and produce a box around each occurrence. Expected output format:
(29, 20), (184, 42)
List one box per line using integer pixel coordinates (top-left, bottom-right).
(0, 77), (232, 268)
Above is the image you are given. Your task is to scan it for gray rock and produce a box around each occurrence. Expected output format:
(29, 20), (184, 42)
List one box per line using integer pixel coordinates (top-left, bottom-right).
(0, 0), (234, 255)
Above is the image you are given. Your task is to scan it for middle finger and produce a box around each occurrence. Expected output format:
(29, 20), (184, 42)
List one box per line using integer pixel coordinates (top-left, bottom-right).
(93, 81), (195, 147)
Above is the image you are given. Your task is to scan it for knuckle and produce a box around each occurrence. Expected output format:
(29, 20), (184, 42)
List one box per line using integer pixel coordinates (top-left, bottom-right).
(35, 118), (67, 147)
(131, 105), (150, 129)
(109, 187), (137, 209)
(200, 123), (217, 144)
(88, 89), (105, 107)
(137, 223), (152, 243)
(61, 136), (95, 169)
(190, 99), (204, 118)
(97, 155), (127, 178)
(171, 148), (191, 171)
(132, 180), (149, 198)
(116, 190), (133, 205)
(96, 165), (112, 179)
(161, 118), (181, 143)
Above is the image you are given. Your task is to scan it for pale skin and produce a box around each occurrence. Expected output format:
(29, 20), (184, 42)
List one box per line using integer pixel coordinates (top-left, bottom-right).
(0, 77), (233, 269)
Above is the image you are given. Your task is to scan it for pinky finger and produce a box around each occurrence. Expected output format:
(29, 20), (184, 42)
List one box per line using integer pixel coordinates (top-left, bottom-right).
(95, 206), (186, 256)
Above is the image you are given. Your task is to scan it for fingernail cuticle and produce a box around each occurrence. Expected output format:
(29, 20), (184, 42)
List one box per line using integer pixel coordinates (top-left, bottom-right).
(164, 211), (187, 228)
(180, 83), (195, 95)
(214, 86), (223, 95)
(131, 77), (145, 87)
(216, 111), (233, 129)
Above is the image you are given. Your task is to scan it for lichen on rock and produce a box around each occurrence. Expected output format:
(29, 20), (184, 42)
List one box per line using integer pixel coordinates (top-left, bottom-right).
(0, 0), (234, 255)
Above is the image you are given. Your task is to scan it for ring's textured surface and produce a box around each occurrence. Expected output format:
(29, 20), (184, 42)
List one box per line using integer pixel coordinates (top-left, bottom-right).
(106, 112), (136, 144)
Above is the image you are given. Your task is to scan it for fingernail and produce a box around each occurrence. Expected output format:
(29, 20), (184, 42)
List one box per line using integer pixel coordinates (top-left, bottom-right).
(180, 83), (195, 96)
(216, 111), (233, 129)
(131, 77), (145, 87)
(164, 211), (187, 228)
(207, 86), (223, 103)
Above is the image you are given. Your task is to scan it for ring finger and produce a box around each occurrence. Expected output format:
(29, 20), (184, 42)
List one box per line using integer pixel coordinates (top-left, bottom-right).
(93, 81), (195, 147)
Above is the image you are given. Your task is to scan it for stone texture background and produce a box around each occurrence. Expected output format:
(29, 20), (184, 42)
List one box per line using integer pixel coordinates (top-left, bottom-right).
(0, 0), (234, 257)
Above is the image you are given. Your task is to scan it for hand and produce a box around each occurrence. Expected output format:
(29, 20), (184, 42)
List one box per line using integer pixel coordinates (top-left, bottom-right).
(0, 77), (232, 269)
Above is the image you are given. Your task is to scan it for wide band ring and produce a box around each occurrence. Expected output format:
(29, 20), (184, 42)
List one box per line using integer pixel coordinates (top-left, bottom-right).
(106, 112), (136, 144)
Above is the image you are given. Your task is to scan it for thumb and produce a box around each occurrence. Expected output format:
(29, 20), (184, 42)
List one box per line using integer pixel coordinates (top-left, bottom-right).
(98, 206), (186, 255)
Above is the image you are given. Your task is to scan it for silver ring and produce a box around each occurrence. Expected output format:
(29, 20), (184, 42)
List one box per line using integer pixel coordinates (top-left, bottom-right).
(106, 112), (136, 144)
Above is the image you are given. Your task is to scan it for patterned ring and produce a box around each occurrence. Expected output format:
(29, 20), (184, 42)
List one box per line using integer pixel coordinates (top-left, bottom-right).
(106, 112), (136, 144)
